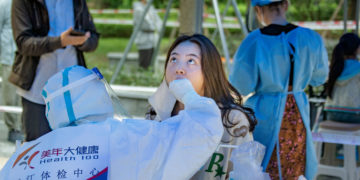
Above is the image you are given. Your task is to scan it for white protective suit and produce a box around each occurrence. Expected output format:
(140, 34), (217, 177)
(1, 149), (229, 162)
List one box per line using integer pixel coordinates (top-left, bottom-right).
(0, 65), (223, 180)
(148, 81), (254, 180)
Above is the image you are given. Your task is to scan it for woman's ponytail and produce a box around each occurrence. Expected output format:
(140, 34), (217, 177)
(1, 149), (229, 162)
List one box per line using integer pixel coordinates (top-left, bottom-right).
(327, 43), (345, 98)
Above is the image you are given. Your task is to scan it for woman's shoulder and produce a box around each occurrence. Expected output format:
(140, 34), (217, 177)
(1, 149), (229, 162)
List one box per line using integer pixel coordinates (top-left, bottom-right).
(242, 29), (261, 43)
(223, 109), (254, 143)
(337, 60), (360, 82)
(235, 30), (262, 59)
(227, 109), (250, 127)
(292, 26), (323, 42)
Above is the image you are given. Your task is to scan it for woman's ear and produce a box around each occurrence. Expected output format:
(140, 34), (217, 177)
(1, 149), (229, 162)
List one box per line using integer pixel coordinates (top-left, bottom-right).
(254, 6), (263, 21)
(254, 6), (261, 14)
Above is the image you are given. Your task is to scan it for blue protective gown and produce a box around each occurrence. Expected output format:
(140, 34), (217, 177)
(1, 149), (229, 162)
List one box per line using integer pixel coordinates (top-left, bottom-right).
(337, 59), (360, 81)
(229, 25), (329, 179)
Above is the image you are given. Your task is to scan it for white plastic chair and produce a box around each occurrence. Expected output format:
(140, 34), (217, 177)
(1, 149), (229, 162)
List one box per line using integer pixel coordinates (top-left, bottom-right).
(314, 120), (360, 180)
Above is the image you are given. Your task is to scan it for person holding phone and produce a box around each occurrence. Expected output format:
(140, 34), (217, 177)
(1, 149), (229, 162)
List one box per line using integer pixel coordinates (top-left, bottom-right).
(9, 0), (99, 141)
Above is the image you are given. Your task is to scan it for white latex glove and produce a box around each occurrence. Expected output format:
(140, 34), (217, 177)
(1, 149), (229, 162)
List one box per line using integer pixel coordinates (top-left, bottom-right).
(168, 79), (200, 104)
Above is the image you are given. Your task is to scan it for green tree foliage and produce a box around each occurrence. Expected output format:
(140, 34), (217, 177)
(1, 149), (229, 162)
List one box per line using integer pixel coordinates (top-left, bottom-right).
(91, 0), (132, 9)
(288, 0), (340, 21)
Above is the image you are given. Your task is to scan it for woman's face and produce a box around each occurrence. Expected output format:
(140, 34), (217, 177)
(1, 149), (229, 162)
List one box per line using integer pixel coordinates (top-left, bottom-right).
(165, 41), (204, 96)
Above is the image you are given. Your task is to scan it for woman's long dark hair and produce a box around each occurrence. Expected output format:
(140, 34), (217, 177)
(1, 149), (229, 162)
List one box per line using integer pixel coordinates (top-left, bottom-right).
(164, 34), (257, 135)
(327, 33), (360, 98)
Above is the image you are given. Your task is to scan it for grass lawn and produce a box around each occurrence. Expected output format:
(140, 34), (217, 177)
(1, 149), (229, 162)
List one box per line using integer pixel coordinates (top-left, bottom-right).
(84, 37), (173, 86)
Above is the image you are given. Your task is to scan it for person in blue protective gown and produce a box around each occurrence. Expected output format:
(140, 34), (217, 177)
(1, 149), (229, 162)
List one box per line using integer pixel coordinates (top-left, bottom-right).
(0, 65), (224, 180)
(229, 0), (329, 179)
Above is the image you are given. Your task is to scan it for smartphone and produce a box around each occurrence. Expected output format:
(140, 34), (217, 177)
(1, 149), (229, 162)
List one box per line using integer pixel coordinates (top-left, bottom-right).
(70, 29), (86, 36)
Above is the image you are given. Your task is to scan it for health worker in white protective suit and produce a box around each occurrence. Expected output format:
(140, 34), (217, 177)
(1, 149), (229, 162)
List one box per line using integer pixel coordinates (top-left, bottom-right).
(0, 65), (224, 180)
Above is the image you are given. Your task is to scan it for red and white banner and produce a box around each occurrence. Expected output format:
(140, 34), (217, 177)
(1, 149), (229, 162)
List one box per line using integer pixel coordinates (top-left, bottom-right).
(93, 18), (238, 29)
(90, 9), (360, 30)
(296, 20), (359, 30)
(90, 9), (178, 14)
(90, 9), (242, 21)
(94, 18), (359, 30)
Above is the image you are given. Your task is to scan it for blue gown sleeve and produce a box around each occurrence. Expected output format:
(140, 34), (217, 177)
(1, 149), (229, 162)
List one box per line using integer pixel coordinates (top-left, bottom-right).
(309, 37), (329, 86)
(229, 38), (259, 96)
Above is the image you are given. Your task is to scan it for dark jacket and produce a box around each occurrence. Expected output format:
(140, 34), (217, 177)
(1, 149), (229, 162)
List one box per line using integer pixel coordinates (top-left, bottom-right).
(9, 0), (99, 90)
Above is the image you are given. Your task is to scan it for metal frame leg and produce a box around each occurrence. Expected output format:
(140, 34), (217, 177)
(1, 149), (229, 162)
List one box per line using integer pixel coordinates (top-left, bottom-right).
(231, 0), (248, 36)
(195, 0), (205, 34)
(151, 0), (174, 73)
(212, 0), (231, 72)
(356, 0), (360, 34)
(211, 0), (231, 40)
(344, 0), (348, 33)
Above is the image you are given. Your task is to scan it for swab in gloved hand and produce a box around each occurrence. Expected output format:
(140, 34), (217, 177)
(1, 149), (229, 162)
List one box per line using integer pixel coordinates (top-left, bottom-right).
(168, 78), (200, 104)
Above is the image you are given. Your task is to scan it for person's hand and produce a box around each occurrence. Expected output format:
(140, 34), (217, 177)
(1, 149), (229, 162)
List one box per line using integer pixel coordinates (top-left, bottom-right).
(169, 79), (197, 103)
(60, 27), (90, 47)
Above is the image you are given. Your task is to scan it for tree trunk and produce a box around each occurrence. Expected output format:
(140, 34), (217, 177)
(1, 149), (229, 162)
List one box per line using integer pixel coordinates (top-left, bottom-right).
(179, 0), (204, 35)
(349, 0), (357, 19)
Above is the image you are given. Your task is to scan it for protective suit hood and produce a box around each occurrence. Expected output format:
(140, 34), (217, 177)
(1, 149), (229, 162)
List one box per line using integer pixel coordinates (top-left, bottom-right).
(42, 65), (114, 130)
